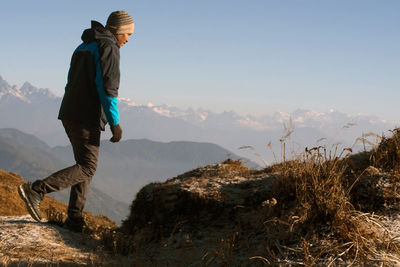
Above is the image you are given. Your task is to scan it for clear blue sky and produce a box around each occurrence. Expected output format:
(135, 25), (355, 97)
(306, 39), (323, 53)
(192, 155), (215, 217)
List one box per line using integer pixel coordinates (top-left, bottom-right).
(1, 0), (399, 122)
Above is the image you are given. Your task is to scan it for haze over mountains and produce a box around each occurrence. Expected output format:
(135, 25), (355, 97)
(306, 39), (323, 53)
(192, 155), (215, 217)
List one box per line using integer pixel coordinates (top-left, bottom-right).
(0, 128), (244, 224)
(0, 75), (396, 165)
(52, 137), (245, 203)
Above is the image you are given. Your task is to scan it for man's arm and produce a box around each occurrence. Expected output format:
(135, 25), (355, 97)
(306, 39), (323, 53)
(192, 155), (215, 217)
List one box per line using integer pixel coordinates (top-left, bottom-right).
(95, 43), (122, 142)
(97, 43), (120, 124)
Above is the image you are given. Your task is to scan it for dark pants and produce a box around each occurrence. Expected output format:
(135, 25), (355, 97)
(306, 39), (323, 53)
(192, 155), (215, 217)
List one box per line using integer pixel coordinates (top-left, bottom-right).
(33, 120), (100, 219)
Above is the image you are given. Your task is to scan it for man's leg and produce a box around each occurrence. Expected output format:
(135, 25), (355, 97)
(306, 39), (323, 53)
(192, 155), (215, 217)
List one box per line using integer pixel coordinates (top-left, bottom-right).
(31, 120), (100, 220)
(63, 180), (92, 232)
(68, 179), (91, 219)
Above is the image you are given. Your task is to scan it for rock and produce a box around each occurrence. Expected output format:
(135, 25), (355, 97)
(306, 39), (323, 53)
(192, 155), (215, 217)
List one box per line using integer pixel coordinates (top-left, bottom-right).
(122, 161), (275, 239)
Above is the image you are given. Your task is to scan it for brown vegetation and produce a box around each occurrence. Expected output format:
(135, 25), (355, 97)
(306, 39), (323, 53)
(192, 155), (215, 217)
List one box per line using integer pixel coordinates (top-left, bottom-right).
(0, 169), (68, 218)
(374, 128), (400, 171)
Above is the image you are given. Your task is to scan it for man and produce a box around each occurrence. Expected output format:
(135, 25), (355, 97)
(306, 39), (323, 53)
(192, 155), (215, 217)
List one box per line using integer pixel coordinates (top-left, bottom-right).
(17, 10), (134, 232)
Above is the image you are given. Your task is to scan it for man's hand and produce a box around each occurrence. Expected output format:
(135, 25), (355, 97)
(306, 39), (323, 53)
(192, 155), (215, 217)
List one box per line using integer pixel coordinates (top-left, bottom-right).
(110, 124), (122, 143)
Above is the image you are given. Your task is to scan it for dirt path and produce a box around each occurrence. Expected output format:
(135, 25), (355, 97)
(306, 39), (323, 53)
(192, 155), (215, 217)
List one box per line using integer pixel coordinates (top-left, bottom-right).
(0, 215), (100, 265)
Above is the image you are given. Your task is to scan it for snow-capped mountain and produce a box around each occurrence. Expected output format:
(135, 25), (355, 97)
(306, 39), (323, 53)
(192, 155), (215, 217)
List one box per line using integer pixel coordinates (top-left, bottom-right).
(19, 81), (57, 102)
(117, 96), (395, 138)
(0, 75), (397, 165)
(0, 76), (28, 102)
(0, 76), (56, 104)
(0, 76), (62, 146)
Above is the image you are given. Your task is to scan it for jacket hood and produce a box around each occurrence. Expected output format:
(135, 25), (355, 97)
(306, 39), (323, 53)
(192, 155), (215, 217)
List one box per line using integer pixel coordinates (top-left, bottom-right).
(81, 21), (118, 45)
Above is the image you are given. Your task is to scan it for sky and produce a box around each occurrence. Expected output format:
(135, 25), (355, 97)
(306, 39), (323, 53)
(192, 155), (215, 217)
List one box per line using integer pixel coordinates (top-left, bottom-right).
(1, 0), (399, 122)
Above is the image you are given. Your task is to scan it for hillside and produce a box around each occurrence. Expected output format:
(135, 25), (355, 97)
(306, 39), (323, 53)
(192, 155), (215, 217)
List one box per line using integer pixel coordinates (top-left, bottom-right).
(2, 129), (400, 265)
(0, 130), (65, 179)
(0, 169), (64, 217)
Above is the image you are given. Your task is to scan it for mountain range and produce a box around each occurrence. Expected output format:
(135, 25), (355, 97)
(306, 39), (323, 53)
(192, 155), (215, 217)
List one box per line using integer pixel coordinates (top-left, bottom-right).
(0, 75), (397, 165)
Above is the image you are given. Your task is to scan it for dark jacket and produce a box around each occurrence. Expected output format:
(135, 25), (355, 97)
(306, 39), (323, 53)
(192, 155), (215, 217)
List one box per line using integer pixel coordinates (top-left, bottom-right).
(58, 21), (120, 130)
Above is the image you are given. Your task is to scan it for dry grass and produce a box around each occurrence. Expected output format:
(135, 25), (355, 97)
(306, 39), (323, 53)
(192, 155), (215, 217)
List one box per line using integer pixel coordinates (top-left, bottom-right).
(255, 130), (400, 265)
(374, 128), (400, 171)
(0, 170), (73, 221)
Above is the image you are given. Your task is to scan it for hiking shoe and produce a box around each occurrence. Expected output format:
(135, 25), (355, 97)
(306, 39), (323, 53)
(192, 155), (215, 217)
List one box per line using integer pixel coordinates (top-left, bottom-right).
(63, 217), (85, 233)
(18, 183), (43, 222)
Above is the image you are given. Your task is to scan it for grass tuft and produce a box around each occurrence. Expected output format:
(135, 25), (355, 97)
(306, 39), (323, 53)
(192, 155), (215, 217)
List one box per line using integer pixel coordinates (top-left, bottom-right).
(374, 128), (400, 171)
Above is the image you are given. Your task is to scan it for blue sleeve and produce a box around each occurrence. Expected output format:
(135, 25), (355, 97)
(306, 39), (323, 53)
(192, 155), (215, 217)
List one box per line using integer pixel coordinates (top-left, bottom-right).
(96, 86), (120, 125)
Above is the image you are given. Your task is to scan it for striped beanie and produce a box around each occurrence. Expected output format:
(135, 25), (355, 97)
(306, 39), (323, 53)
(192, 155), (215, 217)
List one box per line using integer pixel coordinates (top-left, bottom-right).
(106, 10), (134, 35)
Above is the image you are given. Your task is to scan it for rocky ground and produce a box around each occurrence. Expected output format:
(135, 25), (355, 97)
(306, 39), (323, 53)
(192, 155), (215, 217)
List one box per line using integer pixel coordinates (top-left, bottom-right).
(0, 215), (100, 265)
(0, 169), (118, 266)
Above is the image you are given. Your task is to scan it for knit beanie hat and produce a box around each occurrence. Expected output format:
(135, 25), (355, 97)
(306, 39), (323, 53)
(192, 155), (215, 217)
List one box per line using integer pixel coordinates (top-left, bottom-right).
(106, 10), (134, 35)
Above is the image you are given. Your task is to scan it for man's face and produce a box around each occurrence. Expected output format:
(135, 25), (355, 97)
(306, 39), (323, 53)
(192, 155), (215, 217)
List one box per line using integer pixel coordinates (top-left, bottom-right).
(115, 33), (132, 48)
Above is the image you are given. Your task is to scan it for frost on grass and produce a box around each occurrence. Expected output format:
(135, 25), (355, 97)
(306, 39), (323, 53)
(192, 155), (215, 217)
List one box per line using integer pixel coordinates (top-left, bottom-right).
(0, 215), (99, 265)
